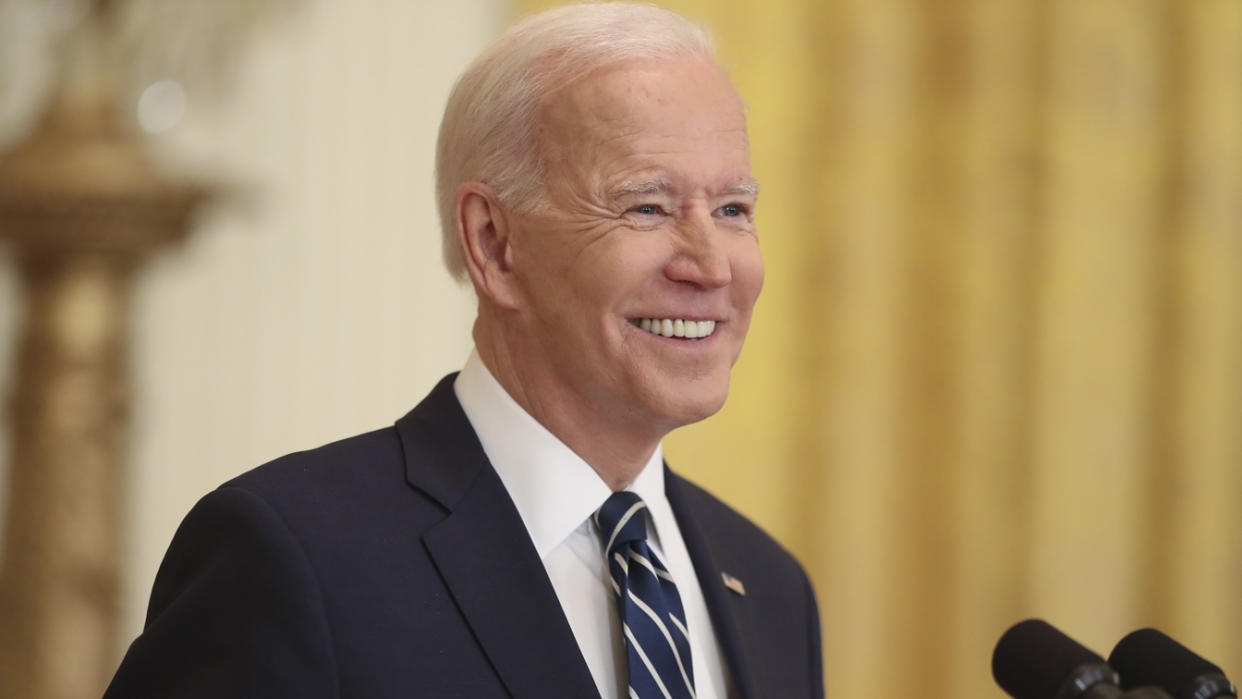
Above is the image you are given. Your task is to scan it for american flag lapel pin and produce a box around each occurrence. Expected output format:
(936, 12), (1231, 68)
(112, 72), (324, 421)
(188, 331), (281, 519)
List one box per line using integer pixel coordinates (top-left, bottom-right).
(721, 571), (746, 596)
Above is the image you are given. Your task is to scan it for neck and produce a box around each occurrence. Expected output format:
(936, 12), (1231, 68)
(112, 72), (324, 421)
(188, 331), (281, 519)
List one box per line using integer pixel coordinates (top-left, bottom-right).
(473, 321), (662, 491)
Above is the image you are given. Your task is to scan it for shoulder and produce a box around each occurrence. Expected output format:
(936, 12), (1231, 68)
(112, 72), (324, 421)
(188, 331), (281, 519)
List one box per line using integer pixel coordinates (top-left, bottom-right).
(667, 470), (824, 696)
(213, 421), (458, 552)
(667, 471), (800, 562)
(219, 372), (471, 521)
(223, 426), (405, 503)
(666, 470), (813, 595)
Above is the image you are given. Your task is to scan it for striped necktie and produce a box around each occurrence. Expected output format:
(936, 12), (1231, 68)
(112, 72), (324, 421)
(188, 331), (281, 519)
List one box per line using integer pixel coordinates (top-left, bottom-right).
(594, 491), (696, 699)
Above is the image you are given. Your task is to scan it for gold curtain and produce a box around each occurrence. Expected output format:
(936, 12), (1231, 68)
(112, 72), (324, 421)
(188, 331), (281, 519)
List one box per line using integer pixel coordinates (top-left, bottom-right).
(516, 1), (1242, 696)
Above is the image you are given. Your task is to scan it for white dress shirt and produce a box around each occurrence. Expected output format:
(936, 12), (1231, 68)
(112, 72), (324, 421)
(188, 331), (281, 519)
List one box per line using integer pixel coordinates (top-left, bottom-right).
(454, 350), (731, 699)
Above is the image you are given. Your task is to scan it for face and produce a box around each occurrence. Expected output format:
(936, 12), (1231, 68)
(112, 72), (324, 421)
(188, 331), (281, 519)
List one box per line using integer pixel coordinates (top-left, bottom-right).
(504, 57), (764, 435)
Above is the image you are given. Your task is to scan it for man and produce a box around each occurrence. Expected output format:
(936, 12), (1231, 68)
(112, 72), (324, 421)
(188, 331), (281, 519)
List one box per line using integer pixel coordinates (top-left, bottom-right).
(105, 4), (822, 698)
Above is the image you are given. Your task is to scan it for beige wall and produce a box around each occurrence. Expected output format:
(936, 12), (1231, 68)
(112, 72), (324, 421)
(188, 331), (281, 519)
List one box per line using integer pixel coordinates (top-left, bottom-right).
(0, 0), (506, 648)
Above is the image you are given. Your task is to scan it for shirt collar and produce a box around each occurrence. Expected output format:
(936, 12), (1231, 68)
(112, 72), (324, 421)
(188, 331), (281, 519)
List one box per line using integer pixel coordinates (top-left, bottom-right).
(454, 349), (666, 559)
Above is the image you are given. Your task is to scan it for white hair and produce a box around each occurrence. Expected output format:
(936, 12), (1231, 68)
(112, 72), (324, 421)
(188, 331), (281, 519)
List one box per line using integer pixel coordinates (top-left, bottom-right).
(434, 2), (718, 282)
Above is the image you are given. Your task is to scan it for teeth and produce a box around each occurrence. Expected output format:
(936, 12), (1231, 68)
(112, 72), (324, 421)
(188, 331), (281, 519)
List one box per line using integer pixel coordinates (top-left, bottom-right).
(633, 318), (716, 340)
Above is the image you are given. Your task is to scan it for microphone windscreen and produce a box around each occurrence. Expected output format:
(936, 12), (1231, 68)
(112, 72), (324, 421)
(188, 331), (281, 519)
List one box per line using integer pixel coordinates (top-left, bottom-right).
(993, 619), (1110, 699)
(1109, 628), (1225, 694)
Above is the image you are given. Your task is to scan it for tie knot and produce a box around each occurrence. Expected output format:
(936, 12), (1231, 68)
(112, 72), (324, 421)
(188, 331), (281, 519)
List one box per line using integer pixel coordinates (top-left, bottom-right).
(594, 491), (648, 553)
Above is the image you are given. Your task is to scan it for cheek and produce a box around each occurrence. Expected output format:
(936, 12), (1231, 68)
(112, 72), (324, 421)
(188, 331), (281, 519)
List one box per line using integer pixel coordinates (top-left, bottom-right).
(733, 240), (765, 308)
(582, 237), (669, 297)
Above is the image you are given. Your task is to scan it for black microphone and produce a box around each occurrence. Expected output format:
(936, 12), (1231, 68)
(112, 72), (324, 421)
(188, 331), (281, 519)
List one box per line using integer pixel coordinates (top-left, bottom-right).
(994, 619), (1126, 699)
(1110, 628), (1237, 699)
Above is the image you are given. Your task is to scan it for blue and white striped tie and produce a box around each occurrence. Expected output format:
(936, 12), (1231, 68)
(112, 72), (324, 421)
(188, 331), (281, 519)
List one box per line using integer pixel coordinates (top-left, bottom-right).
(595, 491), (696, 699)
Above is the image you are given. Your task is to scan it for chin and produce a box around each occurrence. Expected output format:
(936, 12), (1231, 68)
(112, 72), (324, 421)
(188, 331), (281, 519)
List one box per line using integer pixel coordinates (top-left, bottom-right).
(656, 383), (731, 430)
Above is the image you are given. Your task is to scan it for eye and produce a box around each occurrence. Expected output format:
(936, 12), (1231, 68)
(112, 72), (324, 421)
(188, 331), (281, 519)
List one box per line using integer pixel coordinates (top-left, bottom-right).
(631, 204), (663, 216)
(717, 203), (748, 217)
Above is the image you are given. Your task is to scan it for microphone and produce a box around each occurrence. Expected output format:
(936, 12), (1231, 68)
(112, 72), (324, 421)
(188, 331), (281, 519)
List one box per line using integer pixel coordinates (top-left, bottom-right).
(993, 619), (1126, 699)
(1109, 628), (1237, 699)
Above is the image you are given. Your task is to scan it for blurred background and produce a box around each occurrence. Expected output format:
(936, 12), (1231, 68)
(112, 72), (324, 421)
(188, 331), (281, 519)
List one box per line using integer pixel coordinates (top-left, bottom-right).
(0, 0), (1238, 697)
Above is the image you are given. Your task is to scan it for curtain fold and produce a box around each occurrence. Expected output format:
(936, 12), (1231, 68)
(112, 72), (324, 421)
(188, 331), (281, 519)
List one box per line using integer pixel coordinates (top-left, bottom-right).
(515, 1), (1242, 695)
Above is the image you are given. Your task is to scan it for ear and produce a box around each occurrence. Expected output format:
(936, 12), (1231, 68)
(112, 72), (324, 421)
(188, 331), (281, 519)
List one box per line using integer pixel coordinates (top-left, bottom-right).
(455, 182), (522, 309)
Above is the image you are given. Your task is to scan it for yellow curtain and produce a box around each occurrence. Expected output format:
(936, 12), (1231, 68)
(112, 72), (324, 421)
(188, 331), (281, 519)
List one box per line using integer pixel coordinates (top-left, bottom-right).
(516, 1), (1242, 696)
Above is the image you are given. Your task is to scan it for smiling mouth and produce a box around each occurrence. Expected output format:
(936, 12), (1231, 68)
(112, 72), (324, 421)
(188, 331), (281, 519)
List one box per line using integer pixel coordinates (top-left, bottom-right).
(630, 317), (718, 340)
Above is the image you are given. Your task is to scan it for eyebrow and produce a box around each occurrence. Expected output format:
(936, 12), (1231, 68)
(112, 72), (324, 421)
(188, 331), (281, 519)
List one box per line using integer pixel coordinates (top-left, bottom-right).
(722, 180), (761, 197)
(607, 178), (761, 199)
(608, 180), (673, 198)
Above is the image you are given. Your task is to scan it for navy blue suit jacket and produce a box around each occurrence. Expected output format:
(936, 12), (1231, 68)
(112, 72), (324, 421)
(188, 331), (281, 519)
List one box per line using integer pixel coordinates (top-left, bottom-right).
(105, 375), (823, 698)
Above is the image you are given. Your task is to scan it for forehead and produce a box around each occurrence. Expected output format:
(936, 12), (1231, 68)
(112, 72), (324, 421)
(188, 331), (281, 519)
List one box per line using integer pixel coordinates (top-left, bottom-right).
(537, 58), (752, 190)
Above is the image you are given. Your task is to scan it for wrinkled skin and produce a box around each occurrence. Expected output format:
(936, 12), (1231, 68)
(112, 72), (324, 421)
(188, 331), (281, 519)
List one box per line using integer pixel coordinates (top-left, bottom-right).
(459, 57), (764, 488)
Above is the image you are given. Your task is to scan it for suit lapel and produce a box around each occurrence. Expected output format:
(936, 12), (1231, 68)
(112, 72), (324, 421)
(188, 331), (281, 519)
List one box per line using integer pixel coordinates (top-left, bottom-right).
(422, 471), (601, 699)
(397, 376), (600, 699)
(666, 468), (760, 699)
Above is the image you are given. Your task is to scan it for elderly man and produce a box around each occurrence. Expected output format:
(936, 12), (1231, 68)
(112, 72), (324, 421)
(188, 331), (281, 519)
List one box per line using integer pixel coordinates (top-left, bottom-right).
(105, 4), (822, 698)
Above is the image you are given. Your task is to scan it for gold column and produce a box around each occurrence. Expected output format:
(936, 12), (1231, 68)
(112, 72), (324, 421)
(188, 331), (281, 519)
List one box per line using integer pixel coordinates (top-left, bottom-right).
(0, 78), (204, 699)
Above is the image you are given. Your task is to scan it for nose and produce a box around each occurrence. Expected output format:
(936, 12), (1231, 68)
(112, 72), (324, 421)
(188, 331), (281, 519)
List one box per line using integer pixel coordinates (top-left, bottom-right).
(665, 212), (732, 289)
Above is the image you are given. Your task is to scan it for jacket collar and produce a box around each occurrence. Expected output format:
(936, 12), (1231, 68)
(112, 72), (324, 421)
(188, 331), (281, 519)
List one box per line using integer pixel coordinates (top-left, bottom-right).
(394, 375), (760, 699)
(395, 374), (601, 699)
(666, 467), (761, 699)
